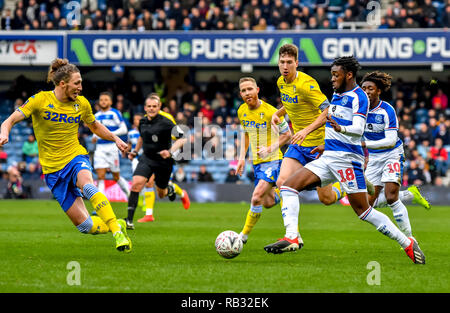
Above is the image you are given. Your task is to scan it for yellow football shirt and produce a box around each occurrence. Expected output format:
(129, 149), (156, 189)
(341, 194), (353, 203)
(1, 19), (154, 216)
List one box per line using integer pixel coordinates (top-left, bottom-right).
(237, 100), (283, 165)
(277, 71), (328, 147)
(18, 91), (95, 174)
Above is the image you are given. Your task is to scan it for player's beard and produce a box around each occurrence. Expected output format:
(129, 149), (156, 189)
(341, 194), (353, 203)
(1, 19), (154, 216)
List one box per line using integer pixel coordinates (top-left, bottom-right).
(334, 78), (348, 94)
(66, 87), (79, 102)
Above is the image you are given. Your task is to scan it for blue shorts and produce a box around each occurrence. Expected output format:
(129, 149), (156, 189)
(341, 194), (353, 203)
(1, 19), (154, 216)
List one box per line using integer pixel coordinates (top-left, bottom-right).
(253, 160), (282, 187)
(283, 144), (319, 166)
(45, 155), (93, 212)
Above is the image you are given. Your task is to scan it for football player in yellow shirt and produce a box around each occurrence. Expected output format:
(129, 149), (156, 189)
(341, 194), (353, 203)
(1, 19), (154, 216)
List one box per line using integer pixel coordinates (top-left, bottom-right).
(235, 77), (292, 245)
(0, 58), (132, 253)
(268, 44), (344, 251)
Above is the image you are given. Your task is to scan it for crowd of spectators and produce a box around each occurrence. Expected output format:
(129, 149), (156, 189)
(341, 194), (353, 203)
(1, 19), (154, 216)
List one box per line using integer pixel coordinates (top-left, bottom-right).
(1, 0), (450, 31)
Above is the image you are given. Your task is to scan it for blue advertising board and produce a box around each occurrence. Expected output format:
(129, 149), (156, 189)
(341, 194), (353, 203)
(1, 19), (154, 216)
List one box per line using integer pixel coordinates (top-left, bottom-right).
(66, 30), (450, 66)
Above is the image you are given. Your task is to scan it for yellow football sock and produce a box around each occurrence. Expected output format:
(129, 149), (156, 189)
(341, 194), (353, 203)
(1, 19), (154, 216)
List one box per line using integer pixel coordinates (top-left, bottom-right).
(171, 182), (184, 196)
(145, 188), (155, 210)
(332, 182), (344, 202)
(89, 215), (110, 234)
(90, 192), (121, 234)
(242, 208), (262, 235)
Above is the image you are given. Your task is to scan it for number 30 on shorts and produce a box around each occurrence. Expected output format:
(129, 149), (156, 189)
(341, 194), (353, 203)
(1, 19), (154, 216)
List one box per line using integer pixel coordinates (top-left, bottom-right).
(337, 168), (355, 182)
(387, 162), (401, 173)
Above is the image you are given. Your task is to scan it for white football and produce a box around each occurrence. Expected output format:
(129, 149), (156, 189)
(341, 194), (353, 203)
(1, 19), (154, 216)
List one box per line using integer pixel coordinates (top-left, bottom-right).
(215, 230), (243, 259)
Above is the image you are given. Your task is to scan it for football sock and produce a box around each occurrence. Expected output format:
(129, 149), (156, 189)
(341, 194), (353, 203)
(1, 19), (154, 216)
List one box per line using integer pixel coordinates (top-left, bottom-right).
(331, 182), (344, 202)
(374, 190), (414, 208)
(242, 205), (262, 235)
(76, 216), (93, 234)
(359, 206), (410, 249)
(388, 200), (412, 237)
(97, 179), (105, 194)
(117, 176), (130, 197)
(400, 190), (414, 202)
(171, 182), (184, 197)
(373, 192), (387, 208)
(146, 208), (153, 216)
(89, 216), (110, 234)
(273, 187), (281, 205)
(280, 186), (300, 240)
(126, 191), (140, 222)
(144, 187), (155, 211)
(83, 184), (121, 234)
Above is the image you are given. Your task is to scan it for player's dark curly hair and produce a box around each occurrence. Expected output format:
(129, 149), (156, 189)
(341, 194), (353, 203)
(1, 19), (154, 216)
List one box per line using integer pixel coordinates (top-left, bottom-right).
(360, 71), (392, 92)
(331, 56), (362, 77)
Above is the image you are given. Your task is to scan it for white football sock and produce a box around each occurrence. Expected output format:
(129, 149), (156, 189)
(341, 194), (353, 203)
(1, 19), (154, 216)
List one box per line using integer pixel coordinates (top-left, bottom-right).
(389, 200), (412, 237)
(373, 192), (387, 208)
(146, 208), (153, 216)
(375, 189), (414, 208)
(359, 207), (411, 249)
(399, 190), (414, 202)
(117, 176), (130, 197)
(280, 186), (300, 240)
(98, 179), (105, 195)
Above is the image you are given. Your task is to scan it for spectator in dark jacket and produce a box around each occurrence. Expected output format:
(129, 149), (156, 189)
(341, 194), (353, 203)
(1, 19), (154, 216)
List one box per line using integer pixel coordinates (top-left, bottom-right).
(198, 165), (214, 182)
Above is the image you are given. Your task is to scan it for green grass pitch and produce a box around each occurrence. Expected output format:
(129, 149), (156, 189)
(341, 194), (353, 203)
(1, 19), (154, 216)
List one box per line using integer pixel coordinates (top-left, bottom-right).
(0, 199), (449, 293)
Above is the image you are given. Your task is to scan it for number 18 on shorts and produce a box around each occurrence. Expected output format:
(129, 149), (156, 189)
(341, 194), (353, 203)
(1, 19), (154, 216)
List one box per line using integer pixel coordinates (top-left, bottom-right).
(305, 153), (367, 194)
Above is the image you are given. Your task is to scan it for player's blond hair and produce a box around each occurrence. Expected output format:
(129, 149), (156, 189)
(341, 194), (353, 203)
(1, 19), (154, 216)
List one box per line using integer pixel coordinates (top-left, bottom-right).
(279, 44), (298, 60)
(47, 58), (80, 86)
(239, 77), (257, 88)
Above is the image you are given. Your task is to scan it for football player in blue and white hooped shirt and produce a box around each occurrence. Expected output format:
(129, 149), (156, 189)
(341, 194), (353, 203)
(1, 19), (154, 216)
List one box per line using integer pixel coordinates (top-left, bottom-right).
(361, 71), (430, 239)
(92, 92), (130, 197)
(265, 57), (425, 264)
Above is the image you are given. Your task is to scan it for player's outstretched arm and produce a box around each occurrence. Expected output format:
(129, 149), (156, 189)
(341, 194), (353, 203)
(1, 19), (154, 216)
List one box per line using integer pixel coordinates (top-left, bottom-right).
(87, 120), (128, 153)
(328, 113), (366, 136)
(0, 110), (26, 146)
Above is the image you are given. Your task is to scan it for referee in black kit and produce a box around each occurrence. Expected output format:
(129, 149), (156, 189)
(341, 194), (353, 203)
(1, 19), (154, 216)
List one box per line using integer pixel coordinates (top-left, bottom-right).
(125, 93), (189, 229)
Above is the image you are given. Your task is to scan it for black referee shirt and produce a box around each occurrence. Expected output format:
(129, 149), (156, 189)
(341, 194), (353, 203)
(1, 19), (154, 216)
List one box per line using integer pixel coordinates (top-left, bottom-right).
(138, 114), (184, 162)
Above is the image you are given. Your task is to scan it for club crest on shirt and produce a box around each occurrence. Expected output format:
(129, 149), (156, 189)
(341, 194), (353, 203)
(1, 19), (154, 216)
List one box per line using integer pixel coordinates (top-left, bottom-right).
(260, 112), (264, 119)
(342, 96), (348, 105)
(73, 103), (80, 112)
(375, 115), (383, 123)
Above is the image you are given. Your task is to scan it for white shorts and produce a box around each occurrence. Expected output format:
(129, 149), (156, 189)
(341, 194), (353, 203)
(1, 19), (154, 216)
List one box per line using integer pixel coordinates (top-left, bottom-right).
(93, 144), (120, 172)
(304, 151), (367, 194)
(365, 146), (404, 187)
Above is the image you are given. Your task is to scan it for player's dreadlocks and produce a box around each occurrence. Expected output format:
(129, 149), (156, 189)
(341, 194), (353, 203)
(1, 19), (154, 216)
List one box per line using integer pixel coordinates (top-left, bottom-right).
(361, 71), (392, 92)
(331, 56), (362, 77)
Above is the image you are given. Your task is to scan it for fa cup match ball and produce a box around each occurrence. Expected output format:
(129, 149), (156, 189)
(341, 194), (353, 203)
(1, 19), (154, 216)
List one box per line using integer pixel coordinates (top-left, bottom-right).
(215, 230), (243, 259)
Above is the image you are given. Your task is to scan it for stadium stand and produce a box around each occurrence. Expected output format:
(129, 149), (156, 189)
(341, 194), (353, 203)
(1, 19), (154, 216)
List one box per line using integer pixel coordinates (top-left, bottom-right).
(0, 0), (449, 31)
